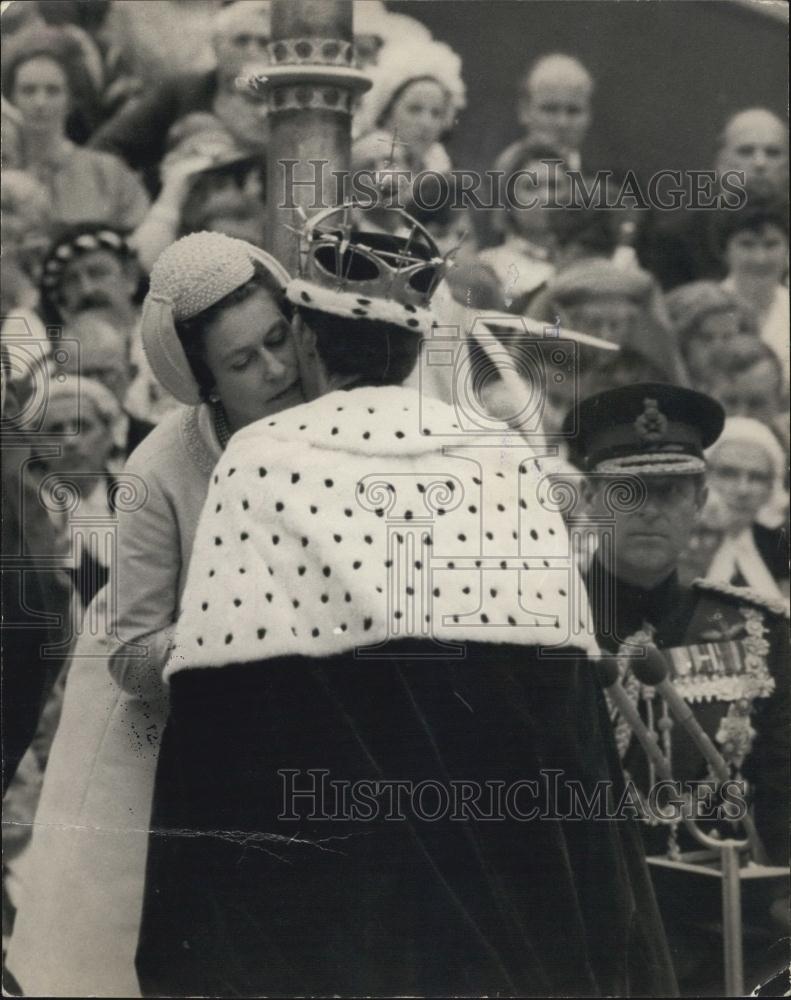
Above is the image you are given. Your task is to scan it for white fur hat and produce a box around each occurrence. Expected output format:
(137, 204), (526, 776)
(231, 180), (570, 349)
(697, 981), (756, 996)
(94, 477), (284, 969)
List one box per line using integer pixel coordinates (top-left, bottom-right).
(353, 1), (432, 47)
(353, 36), (466, 140)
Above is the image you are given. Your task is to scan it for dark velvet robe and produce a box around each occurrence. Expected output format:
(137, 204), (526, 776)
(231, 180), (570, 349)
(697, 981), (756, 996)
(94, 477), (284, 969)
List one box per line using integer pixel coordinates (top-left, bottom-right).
(136, 640), (677, 997)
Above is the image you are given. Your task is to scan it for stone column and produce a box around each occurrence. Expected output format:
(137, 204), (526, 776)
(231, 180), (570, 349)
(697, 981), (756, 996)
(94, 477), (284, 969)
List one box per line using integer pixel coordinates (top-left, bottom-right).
(253, 0), (371, 272)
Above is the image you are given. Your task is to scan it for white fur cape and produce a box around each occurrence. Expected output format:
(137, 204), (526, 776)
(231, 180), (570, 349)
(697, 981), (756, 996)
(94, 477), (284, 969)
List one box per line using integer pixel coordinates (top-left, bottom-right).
(167, 385), (598, 676)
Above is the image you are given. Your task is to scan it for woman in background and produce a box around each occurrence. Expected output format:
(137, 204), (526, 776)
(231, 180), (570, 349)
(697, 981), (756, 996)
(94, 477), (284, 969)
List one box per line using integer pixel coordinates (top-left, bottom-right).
(130, 113), (267, 272)
(480, 144), (571, 313)
(538, 257), (689, 385)
(705, 416), (789, 601)
(6, 233), (300, 998)
(719, 200), (790, 390)
(1, 26), (149, 230)
(352, 35), (465, 191)
(665, 280), (754, 386)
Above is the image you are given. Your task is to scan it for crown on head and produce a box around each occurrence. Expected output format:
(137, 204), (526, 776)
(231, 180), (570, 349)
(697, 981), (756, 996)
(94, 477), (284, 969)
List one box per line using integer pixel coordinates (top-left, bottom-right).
(296, 204), (450, 308)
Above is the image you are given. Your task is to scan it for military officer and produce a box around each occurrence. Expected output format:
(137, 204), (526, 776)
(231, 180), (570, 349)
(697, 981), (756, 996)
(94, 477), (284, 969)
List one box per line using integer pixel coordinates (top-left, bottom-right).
(563, 382), (789, 990)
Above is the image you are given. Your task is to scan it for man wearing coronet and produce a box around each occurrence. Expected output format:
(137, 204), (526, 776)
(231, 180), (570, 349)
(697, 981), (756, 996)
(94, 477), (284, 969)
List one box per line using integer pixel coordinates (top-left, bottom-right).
(567, 382), (789, 988)
(136, 209), (677, 997)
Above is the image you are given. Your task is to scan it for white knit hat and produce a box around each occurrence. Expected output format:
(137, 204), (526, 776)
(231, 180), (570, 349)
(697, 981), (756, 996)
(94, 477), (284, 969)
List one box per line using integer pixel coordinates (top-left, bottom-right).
(142, 232), (290, 405)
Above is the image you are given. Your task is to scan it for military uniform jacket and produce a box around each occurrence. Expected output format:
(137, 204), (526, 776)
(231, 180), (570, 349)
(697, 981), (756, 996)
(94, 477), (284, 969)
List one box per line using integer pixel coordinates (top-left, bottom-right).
(586, 559), (790, 863)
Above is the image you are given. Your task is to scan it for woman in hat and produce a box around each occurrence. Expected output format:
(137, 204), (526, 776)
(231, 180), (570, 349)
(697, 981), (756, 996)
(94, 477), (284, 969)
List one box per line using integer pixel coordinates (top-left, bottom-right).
(352, 35), (466, 184)
(705, 416), (789, 602)
(131, 112), (268, 271)
(5, 233), (301, 998)
(665, 279), (754, 386)
(136, 207), (677, 998)
(538, 256), (689, 385)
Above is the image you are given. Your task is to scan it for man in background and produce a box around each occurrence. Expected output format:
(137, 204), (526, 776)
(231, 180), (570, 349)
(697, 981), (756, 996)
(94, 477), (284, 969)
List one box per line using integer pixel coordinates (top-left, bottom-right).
(493, 53), (594, 174)
(90, 0), (271, 193)
(567, 382), (789, 991)
(638, 107), (788, 289)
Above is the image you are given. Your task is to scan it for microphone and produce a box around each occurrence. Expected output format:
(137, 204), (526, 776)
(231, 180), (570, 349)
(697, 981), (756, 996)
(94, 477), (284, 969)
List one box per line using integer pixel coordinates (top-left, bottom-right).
(597, 659), (673, 782)
(631, 646), (731, 785)
(631, 644), (768, 862)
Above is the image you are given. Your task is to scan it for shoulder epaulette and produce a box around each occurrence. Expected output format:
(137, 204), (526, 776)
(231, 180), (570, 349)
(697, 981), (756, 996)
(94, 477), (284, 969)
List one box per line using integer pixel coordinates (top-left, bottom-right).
(692, 578), (789, 618)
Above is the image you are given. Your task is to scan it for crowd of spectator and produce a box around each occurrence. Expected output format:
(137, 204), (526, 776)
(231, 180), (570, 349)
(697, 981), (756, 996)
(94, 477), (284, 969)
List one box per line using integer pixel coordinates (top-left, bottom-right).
(0, 0), (788, 993)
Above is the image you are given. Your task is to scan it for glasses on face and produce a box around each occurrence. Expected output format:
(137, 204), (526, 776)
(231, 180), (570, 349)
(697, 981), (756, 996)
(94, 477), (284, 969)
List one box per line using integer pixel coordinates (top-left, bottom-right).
(711, 463), (772, 487)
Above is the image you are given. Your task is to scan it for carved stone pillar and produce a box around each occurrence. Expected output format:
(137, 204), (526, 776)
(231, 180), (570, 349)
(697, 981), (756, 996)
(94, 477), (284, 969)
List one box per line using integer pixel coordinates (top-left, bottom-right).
(252, 0), (371, 271)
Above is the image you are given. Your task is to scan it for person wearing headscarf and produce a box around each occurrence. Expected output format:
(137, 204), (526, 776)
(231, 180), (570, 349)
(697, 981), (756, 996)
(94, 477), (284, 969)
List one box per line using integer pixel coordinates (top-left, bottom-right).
(1, 26), (149, 229)
(5, 233), (299, 998)
(705, 417), (789, 602)
(136, 206), (676, 998)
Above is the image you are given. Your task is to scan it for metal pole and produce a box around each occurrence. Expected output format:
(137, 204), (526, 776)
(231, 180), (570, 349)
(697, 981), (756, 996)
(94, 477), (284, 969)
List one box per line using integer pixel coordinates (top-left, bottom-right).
(720, 844), (744, 996)
(260, 0), (371, 272)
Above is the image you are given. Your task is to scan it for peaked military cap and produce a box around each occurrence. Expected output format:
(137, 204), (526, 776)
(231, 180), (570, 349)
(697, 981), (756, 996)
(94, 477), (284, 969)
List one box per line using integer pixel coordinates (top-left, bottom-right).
(564, 382), (725, 475)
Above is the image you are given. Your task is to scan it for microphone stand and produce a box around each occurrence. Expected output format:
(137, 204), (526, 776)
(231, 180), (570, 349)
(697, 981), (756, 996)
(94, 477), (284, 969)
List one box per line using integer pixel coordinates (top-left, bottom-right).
(604, 644), (785, 996)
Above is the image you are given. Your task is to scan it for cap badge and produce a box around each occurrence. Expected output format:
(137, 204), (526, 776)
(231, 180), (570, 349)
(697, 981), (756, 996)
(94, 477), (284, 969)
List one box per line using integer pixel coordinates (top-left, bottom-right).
(634, 398), (668, 443)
